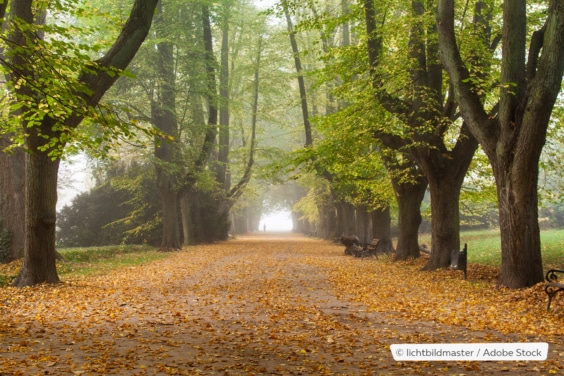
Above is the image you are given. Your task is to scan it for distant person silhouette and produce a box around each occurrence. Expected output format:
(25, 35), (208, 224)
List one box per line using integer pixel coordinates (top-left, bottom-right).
(263, 224), (266, 232)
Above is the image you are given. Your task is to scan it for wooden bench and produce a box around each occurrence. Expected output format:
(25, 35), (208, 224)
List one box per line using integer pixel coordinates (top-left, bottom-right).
(545, 269), (564, 310)
(358, 239), (380, 258)
(360, 238), (379, 251)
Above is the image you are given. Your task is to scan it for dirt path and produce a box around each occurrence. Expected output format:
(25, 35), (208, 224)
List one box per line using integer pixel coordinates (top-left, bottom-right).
(0, 233), (561, 375)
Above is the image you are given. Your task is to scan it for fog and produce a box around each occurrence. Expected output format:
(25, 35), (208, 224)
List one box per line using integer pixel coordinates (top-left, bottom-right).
(259, 210), (293, 232)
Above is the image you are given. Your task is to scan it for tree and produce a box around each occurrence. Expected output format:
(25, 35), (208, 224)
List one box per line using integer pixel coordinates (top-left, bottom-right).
(385, 153), (428, 260)
(0, 0), (159, 287)
(363, 0), (480, 268)
(216, 0), (233, 192)
(208, 1), (262, 240)
(152, 1), (182, 251)
(109, 1), (218, 248)
(438, 0), (564, 287)
(282, 0), (313, 147)
(286, 1), (426, 253)
(103, 0), (280, 245)
(56, 162), (160, 247)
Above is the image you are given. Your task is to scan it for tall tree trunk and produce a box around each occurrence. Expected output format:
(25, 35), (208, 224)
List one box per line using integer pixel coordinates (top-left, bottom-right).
(14, 130), (60, 286)
(355, 205), (371, 243)
(190, 192), (205, 242)
(336, 201), (356, 236)
(199, 5), (219, 167)
(423, 175), (462, 269)
(317, 202), (336, 239)
(393, 172), (428, 261)
(372, 205), (394, 254)
(180, 194), (195, 246)
(153, 5), (181, 251)
(217, 2), (231, 191)
(316, 204), (327, 238)
(283, 1), (312, 146)
(8, 0), (56, 286)
(178, 93), (205, 244)
(496, 167), (542, 287)
(226, 36), (261, 205)
(248, 204), (261, 232)
(0, 148), (25, 262)
(177, 5), (219, 244)
(214, 34), (262, 240)
(0, 4), (22, 263)
(231, 207), (248, 235)
(422, 125), (478, 269)
(157, 181), (180, 251)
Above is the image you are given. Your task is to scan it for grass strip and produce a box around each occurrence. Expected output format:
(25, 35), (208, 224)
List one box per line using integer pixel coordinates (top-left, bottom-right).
(0, 244), (171, 286)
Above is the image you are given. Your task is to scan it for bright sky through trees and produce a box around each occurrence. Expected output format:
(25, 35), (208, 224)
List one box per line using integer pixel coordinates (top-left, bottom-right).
(260, 210), (293, 232)
(58, 154), (94, 210)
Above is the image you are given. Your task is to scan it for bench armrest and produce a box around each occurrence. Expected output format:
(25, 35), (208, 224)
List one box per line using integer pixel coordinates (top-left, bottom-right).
(545, 269), (564, 283)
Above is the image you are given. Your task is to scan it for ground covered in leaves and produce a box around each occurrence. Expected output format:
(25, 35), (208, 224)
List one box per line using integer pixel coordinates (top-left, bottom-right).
(0, 233), (562, 375)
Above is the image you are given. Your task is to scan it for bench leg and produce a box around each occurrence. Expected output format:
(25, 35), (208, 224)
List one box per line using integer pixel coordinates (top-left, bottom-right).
(545, 286), (560, 311)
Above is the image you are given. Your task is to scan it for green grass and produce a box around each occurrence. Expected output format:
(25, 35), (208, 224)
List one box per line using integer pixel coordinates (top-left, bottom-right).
(0, 244), (171, 286)
(56, 244), (171, 279)
(419, 228), (564, 269)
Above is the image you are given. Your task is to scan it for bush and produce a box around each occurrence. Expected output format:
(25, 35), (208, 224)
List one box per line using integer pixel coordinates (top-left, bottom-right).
(57, 162), (160, 247)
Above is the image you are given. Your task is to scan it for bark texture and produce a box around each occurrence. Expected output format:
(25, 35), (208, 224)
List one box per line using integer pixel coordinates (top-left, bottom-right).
(393, 171), (428, 261)
(0, 148), (25, 262)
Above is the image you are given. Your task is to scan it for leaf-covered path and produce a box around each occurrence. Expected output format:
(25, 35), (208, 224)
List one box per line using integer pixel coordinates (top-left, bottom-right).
(0, 233), (562, 375)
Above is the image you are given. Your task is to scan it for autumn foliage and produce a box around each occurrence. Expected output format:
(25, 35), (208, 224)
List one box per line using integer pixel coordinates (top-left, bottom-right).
(0, 234), (562, 375)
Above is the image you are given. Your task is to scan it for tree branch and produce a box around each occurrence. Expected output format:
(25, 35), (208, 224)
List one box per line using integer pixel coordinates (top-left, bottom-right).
(437, 0), (495, 150)
(77, 0), (159, 108)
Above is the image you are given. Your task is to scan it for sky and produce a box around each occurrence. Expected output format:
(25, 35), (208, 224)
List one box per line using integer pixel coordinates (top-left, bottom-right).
(57, 153), (94, 211)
